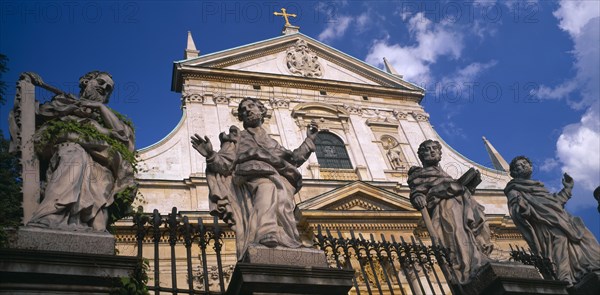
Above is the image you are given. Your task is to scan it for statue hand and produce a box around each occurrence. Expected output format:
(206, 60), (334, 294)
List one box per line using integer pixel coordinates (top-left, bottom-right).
(23, 72), (44, 86)
(562, 173), (574, 189)
(412, 193), (427, 210)
(79, 100), (104, 109)
(191, 133), (214, 158)
(306, 119), (319, 141)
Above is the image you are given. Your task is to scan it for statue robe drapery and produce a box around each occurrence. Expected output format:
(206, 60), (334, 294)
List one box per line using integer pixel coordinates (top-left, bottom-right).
(408, 165), (492, 284)
(505, 179), (600, 284)
(205, 125), (315, 259)
(26, 94), (135, 231)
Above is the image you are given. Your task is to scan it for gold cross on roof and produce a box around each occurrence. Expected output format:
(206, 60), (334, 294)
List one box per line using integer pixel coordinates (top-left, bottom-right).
(274, 8), (297, 26)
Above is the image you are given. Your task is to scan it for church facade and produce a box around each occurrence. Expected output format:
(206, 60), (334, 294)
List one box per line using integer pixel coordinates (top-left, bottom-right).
(114, 25), (524, 291)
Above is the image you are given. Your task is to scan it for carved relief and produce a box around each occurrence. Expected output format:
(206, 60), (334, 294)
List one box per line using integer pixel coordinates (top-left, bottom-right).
(182, 93), (204, 104)
(285, 39), (323, 78)
(343, 104), (362, 115)
(213, 96), (230, 105)
(381, 135), (407, 171)
(411, 112), (430, 122)
(269, 98), (290, 109)
(392, 110), (408, 120)
(192, 265), (235, 291)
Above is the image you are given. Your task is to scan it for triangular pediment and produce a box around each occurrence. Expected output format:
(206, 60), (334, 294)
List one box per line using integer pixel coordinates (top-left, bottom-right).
(297, 181), (415, 211)
(173, 33), (422, 92)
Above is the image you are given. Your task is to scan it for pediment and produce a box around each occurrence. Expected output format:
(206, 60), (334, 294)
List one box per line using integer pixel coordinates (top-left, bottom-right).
(174, 33), (421, 92)
(297, 181), (415, 211)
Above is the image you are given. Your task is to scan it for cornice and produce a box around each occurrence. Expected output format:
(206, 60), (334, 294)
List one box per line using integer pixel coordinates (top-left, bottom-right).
(174, 67), (424, 103)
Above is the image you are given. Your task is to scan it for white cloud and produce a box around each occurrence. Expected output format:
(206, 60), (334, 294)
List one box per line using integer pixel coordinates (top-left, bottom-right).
(538, 1), (600, 208)
(553, 0), (600, 37)
(441, 60), (498, 87)
(356, 12), (368, 28)
(540, 158), (560, 172)
(556, 104), (600, 193)
(365, 13), (464, 84)
(318, 15), (353, 42)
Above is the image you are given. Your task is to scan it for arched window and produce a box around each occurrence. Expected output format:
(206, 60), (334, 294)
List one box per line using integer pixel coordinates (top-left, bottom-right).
(315, 132), (353, 169)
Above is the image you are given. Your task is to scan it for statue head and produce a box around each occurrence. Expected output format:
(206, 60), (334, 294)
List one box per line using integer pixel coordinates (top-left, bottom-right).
(79, 71), (114, 103)
(238, 97), (267, 128)
(509, 156), (533, 179)
(417, 140), (442, 167)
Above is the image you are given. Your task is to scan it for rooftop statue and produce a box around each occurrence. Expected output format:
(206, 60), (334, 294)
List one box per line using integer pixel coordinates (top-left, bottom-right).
(408, 139), (493, 285)
(191, 97), (318, 259)
(9, 71), (136, 232)
(505, 156), (600, 285)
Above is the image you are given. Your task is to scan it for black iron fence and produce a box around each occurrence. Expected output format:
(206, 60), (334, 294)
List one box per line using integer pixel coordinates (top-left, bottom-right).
(130, 208), (560, 295)
(133, 207), (229, 294)
(130, 207), (459, 295)
(313, 226), (456, 295)
(508, 244), (557, 280)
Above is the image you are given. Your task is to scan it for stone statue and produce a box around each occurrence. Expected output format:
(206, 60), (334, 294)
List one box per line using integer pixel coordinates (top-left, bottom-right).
(408, 139), (493, 284)
(191, 97), (318, 259)
(505, 156), (600, 285)
(594, 186), (600, 213)
(9, 71), (135, 232)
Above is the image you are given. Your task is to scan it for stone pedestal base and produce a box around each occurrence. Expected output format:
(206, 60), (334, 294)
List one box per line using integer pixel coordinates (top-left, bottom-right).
(568, 271), (600, 295)
(242, 244), (328, 267)
(225, 263), (355, 295)
(463, 262), (569, 295)
(0, 248), (137, 294)
(10, 226), (115, 255)
(226, 245), (354, 295)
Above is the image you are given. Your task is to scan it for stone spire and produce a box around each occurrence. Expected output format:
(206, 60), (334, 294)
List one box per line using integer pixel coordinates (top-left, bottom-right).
(482, 136), (510, 172)
(184, 31), (199, 59)
(383, 57), (403, 78)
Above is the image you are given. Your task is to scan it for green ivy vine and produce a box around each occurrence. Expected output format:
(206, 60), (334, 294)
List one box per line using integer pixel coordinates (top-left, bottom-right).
(34, 107), (141, 227)
(112, 258), (150, 295)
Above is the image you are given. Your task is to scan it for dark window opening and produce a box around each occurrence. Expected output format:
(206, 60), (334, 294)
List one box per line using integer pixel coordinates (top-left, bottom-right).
(320, 91), (327, 95)
(253, 85), (261, 90)
(315, 132), (353, 169)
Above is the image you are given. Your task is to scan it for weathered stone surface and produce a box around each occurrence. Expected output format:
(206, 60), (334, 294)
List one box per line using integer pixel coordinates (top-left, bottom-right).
(463, 262), (569, 295)
(192, 97), (319, 259)
(408, 139), (493, 284)
(568, 271), (600, 295)
(10, 227), (115, 255)
(0, 248), (137, 294)
(505, 156), (600, 285)
(9, 71), (136, 233)
(225, 263), (354, 295)
(242, 244), (327, 267)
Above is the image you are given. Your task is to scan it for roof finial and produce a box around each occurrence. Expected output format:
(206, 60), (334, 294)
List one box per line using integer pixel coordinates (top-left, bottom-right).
(383, 57), (403, 78)
(274, 8), (299, 35)
(482, 136), (510, 172)
(185, 31), (199, 59)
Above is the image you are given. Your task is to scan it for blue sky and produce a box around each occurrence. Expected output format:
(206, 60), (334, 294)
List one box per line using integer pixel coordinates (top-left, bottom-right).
(1, 1), (598, 237)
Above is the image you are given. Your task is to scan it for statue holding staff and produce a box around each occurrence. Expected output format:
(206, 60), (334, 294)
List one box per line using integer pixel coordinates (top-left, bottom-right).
(9, 71), (136, 232)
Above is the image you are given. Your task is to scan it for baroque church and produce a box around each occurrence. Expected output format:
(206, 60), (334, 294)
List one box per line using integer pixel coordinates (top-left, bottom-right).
(114, 20), (524, 291)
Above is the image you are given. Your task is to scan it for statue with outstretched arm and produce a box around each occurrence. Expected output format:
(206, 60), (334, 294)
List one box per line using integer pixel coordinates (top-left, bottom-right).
(191, 97), (318, 259)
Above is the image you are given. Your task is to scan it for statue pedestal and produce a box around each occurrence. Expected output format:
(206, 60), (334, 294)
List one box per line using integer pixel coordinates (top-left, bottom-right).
(226, 245), (354, 295)
(463, 262), (569, 295)
(10, 226), (115, 255)
(568, 271), (600, 295)
(0, 248), (137, 294)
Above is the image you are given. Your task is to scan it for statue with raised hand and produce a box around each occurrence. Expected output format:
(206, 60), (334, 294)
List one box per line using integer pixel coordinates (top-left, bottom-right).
(191, 97), (318, 259)
(505, 156), (600, 285)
